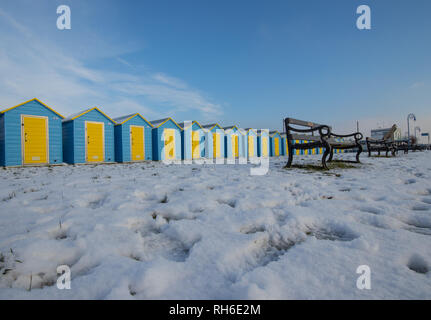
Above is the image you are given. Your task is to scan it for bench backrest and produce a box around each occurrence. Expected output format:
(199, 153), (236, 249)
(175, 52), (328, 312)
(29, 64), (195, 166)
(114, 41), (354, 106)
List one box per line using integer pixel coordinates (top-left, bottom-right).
(284, 118), (329, 141)
(285, 118), (323, 129)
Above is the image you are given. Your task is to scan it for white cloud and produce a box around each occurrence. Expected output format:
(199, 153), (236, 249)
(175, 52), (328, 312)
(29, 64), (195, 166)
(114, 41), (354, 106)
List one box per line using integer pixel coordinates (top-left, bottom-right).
(410, 82), (425, 89)
(152, 73), (188, 89)
(0, 8), (222, 120)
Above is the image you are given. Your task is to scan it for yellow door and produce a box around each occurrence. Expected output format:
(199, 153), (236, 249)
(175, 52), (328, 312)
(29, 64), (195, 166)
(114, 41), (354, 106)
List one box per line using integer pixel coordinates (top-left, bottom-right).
(131, 126), (145, 161)
(262, 137), (268, 157)
(164, 129), (175, 160)
(295, 140), (300, 155)
(285, 139), (288, 155)
(231, 135), (239, 158)
(235, 136), (239, 157)
(192, 131), (200, 159)
(86, 122), (104, 162)
(274, 138), (280, 156)
(213, 133), (220, 158)
(304, 140), (308, 155)
(22, 116), (48, 164)
(248, 136), (254, 157)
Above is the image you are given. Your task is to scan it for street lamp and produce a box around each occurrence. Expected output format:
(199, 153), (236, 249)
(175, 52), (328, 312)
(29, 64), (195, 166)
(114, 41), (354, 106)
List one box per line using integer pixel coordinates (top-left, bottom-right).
(407, 113), (416, 144)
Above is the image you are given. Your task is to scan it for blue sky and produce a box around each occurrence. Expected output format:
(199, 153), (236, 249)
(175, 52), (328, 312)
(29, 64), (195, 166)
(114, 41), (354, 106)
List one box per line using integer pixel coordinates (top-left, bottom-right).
(0, 0), (430, 139)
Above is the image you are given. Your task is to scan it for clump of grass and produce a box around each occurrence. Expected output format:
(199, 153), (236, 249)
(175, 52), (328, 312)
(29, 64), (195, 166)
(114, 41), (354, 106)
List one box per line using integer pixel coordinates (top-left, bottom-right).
(284, 161), (360, 172)
(160, 194), (168, 203)
(2, 192), (16, 202)
(28, 273), (32, 292)
(129, 285), (137, 296)
(328, 161), (358, 169)
(286, 164), (326, 172)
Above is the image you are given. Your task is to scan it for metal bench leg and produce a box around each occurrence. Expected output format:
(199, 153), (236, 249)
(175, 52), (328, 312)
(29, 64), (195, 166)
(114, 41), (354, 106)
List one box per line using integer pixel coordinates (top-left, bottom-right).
(285, 150), (294, 168)
(328, 148), (334, 162)
(284, 141), (294, 168)
(322, 145), (331, 170)
(356, 144), (363, 163)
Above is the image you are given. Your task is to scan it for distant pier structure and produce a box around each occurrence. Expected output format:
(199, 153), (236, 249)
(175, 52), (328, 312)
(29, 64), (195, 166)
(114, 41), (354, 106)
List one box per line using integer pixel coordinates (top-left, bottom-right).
(371, 125), (402, 141)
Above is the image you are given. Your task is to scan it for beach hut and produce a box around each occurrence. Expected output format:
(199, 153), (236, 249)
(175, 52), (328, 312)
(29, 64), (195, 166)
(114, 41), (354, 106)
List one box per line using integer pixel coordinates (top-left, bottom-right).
(151, 118), (182, 161)
(246, 128), (258, 158)
(202, 123), (224, 159)
(113, 113), (153, 162)
(270, 131), (282, 157)
(62, 107), (116, 164)
(280, 132), (288, 156)
(0, 98), (64, 166)
(179, 121), (206, 160)
(244, 128), (258, 158)
(239, 128), (248, 158)
(257, 130), (270, 157)
(288, 135), (320, 155)
(223, 126), (241, 159)
(223, 126), (245, 159)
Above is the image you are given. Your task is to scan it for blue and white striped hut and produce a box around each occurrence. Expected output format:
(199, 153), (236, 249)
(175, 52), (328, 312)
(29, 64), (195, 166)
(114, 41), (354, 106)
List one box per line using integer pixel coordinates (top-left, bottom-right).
(0, 98), (64, 166)
(151, 118), (182, 161)
(333, 137), (344, 154)
(269, 131), (282, 157)
(223, 125), (244, 159)
(202, 123), (224, 159)
(113, 113), (153, 162)
(244, 128), (258, 158)
(239, 128), (248, 158)
(257, 130), (270, 157)
(280, 132), (288, 156)
(62, 107), (116, 164)
(179, 121), (207, 160)
(301, 137), (314, 155)
(289, 136), (318, 155)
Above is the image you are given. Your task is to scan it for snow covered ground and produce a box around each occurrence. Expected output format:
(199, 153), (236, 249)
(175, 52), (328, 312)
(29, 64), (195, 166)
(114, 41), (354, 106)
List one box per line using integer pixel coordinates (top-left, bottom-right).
(0, 152), (430, 299)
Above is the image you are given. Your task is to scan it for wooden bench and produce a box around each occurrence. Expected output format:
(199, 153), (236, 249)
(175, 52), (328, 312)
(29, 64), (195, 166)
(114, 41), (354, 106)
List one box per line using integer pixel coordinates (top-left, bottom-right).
(284, 118), (363, 170)
(393, 139), (409, 154)
(366, 125), (398, 157)
(365, 138), (397, 157)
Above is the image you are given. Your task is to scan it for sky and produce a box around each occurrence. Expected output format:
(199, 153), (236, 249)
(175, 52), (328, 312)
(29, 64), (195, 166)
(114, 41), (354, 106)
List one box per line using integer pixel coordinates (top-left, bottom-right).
(0, 0), (430, 141)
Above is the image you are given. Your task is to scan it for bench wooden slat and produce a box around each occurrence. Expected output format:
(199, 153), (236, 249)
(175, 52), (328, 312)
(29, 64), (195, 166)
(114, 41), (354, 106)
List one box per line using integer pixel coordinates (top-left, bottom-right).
(289, 134), (321, 141)
(285, 118), (322, 128)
